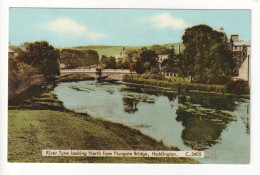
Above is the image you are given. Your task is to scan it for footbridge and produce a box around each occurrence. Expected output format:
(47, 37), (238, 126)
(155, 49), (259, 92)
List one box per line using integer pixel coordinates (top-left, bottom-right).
(60, 68), (133, 80)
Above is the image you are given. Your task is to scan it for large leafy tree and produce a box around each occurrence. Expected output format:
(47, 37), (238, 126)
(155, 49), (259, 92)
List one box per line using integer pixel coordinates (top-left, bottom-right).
(77, 50), (99, 66)
(181, 24), (234, 83)
(60, 49), (99, 68)
(126, 48), (158, 73)
(16, 41), (60, 76)
(130, 59), (145, 74)
(100, 55), (116, 69)
(60, 49), (80, 68)
(139, 48), (158, 71)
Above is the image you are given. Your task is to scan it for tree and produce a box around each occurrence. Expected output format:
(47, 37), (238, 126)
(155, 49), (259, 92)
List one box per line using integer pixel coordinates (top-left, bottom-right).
(181, 24), (234, 83)
(16, 41), (60, 76)
(60, 49), (80, 68)
(60, 49), (99, 68)
(150, 44), (170, 55)
(130, 59), (145, 74)
(139, 49), (158, 71)
(116, 58), (132, 69)
(100, 55), (116, 69)
(161, 48), (177, 73)
(77, 50), (99, 66)
(8, 54), (18, 76)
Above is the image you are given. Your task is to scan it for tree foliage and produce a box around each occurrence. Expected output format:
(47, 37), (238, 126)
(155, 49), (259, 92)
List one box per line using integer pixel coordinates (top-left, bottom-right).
(60, 49), (80, 68)
(161, 48), (178, 73)
(77, 50), (99, 66)
(16, 41), (60, 76)
(139, 48), (158, 70)
(60, 49), (99, 68)
(181, 24), (234, 83)
(120, 48), (158, 72)
(8, 54), (18, 76)
(130, 60), (145, 74)
(150, 44), (170, 55)
(100, 55), (116, 69)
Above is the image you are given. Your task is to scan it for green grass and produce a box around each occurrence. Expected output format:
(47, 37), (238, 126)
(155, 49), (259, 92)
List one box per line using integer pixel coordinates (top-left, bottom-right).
(64, 42), (185, 58)
(123, 74), (250, 97)
(8, 109), (199, 163)
(123, 74), (227, 94)
(8, 78), (199, 163)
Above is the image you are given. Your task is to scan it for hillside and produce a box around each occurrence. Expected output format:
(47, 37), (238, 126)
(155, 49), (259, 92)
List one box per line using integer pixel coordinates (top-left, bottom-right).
(64, 42), (184, 58)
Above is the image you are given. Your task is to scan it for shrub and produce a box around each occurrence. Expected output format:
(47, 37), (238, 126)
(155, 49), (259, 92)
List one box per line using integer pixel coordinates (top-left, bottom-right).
(208, 76), (231, 85)
(123, 74), (228, 94)
(140, 72), (167, 81)
(226, 79), (249, 95)
(17, 63), (39, 76)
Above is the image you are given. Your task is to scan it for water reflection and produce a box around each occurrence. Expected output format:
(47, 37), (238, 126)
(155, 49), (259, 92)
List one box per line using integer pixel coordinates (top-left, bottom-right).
(54, 81), (250, 163)
(176, 107), (230, 150)
(176, 93), (238, 150)
(121, 85), (177, 102)
(122, 84), (242, 150)
(122, 93), (155, 114)
(178, 92), (237, 111)
(122, 95), (140, 113)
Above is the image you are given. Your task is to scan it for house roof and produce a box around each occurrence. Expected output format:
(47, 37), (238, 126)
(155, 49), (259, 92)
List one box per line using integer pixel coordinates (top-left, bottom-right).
(8, 48), (15, 53)
(116, 53), (126, 59)
(158, 55), (168, 58)
(233, 40), (251, 46)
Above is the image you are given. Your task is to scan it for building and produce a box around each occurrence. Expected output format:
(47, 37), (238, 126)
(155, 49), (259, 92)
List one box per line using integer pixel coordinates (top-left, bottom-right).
(229, 34), (250, 83)
(220, 27), (250, 83)
(8, 48), (15, 56)
(157, 54), (168, 71)
(115, 52), (126, 62)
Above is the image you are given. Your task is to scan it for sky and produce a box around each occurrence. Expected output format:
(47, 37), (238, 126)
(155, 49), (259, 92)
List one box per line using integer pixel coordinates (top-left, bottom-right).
(9, 8), (251, 47)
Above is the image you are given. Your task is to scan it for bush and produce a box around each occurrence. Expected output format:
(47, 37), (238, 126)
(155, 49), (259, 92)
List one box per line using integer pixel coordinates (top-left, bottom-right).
(208, 76), (231, 85)
(17, 63), (39, 76)
(226, 79), (249, 95)
(8, 56), (18, 76)
(123, 74), (227, 93)
(140, 72), (167, 81)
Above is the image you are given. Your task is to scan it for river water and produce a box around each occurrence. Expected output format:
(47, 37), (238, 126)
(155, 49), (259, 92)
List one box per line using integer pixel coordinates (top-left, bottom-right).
(54, 80), (250, 164)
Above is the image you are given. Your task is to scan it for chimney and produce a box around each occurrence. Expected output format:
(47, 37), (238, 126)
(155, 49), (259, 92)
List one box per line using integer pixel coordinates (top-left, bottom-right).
(231, 34), (239, 42)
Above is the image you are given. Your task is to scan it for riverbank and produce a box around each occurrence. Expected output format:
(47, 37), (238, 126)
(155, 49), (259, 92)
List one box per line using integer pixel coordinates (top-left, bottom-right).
(123, 74), (250, 96)
(8, 75), (46, 100)
(8, 77), (199, 163)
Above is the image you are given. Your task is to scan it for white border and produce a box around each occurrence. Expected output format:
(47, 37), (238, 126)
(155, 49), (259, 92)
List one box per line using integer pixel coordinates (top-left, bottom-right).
(1, 0), (260, 175)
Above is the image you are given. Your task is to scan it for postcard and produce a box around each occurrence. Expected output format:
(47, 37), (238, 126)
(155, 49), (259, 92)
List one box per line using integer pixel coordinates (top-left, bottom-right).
(7, 7), (252, 165)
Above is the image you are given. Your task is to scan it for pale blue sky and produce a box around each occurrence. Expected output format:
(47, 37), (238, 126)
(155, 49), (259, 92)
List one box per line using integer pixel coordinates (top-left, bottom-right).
(9, 8), (251, 47)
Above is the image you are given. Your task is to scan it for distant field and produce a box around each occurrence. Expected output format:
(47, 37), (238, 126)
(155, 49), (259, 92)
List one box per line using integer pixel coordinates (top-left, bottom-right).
(64, 43), (184, 58)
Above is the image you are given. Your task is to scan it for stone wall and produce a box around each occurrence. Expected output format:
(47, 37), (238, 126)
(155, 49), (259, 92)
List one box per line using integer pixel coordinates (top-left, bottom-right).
(8, 75), (46, 99)
(238, 56), (250, 84)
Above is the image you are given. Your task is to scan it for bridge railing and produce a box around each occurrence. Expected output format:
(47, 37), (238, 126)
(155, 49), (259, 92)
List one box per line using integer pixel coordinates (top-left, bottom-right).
(60, 68), (132, 73)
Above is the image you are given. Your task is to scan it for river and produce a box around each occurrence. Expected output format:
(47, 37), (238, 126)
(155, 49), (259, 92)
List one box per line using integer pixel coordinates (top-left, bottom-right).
(53, 80), (250, 164)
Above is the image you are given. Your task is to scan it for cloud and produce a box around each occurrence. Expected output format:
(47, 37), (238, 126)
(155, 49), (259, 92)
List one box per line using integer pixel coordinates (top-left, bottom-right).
(43, 18), (105, 40)
(137, 13), (188, 29)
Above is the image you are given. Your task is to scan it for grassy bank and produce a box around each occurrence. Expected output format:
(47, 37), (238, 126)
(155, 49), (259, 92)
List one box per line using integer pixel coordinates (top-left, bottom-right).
(123, 74), (250, 96)
(8, 76), (198, 163)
